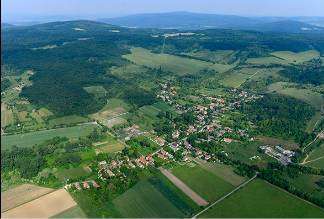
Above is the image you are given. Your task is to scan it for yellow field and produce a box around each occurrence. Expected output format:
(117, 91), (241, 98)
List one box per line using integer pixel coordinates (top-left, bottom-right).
(1, 184), (54, 212)
(2, 189), (77, 218)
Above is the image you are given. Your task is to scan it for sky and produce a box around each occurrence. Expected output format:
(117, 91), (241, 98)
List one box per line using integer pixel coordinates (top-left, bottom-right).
(2, 0), (324, 22)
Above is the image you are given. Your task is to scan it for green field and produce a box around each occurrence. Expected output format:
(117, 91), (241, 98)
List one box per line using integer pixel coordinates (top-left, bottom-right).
(1, 124), (97, 150)
(171, 163), (234, 202)
(51, 206), (87, 218)
(220, 68), (280, 88)
(55, 167), (90, 182)
(271, 50), (320, 64)
(288, 174), (324, 201)
(305, 143), (324, 169)
(223, 141), (274, 166)
(113, 180), (185, 218)
(268, 82), (324, 110)
(123, 47), (234, 75)
(246, 50), (319, 66)
(194, 159), (246, 186)
(48, 115), (89, 127)
(182, 49), (234, 64)
(94, 134), (125, 153)
(199, 179), (324, 218)
(306, 112), (323, 133)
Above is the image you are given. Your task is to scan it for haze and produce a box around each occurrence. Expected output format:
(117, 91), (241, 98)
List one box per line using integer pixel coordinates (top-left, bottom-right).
(2, 0), (324, 23)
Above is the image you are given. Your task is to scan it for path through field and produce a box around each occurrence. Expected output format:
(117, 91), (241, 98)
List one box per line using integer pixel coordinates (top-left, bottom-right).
(192, 174), (257, 218)
(159, 167), (209, 206)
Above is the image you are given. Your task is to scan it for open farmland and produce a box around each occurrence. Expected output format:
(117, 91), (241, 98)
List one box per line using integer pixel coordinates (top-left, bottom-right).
(55, 167), (90, 182)
(1, 184), (54, 212)
(271, 50), (320, 64)
(1, 123), (97, 150)
(268, 82), (324, 110)
(199, 179), (324, 218)
(1, 189), (77, 218)
(182, 49), (235, 63)
(94, 133), (125, 153)
(170, 163), (234, 202)
(123, 47), (234, 75)
(220, 68), (280, 88)
(113, 180), (185, 218)
(48, 115), (89, 127)
(193, 158), (246, 186)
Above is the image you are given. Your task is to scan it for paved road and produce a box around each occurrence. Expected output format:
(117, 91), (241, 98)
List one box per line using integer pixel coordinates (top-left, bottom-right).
(192, 174), (257, 218)
(159, 167), (209, 206)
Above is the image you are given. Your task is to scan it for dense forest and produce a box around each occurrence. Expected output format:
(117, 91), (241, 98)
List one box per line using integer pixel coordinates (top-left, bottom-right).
(241, 94), (315, 143)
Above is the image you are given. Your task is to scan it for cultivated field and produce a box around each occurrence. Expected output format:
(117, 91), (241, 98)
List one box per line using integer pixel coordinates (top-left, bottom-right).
(1, 123), (97, 150)
(1, 184), (54, 212)
(113, 180), (185, 218)
(199, 179), (324, 218)
(193, 158), (246, 186)
(2, 189), (77, 218)
(171, 163), (234, 202)
(123, 47), (234, 75)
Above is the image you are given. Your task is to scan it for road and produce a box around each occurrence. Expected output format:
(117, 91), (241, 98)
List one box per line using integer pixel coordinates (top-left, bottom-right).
(192, 174), (257, 218)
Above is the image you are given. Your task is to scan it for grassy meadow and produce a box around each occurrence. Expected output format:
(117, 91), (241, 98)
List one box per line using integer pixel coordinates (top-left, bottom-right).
(1, 124), (97, 150)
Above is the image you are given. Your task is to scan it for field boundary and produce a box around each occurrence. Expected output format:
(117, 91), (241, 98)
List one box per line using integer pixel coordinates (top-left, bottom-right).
(192, 174), (257, 218)
(159, 167), (209, 206)
(1, 184), (55, 213)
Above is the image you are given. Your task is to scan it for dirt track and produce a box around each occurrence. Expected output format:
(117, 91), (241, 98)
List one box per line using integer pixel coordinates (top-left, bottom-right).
(2, 189), (76, 218)
(159, 167), (209, 206)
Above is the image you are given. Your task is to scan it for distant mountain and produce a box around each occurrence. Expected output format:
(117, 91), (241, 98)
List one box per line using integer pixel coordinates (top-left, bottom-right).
(99, 12), (324, 33)
(252, 20), (324, 33)
(1, 23), (16, 29)
(99, 11), (260, 29)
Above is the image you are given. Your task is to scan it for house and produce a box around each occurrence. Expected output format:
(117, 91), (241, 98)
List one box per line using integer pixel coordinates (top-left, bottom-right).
(83, 181), (90, 189)
(91, 180), (100, 188)
(223, 138), (233, 143)
(155, 137), (166, 146)
(74, 182), (82, 190)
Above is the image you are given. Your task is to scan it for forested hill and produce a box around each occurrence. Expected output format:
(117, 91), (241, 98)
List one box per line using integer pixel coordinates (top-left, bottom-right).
(100, 12), (324, 33)
(2, 20), (324, 116)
